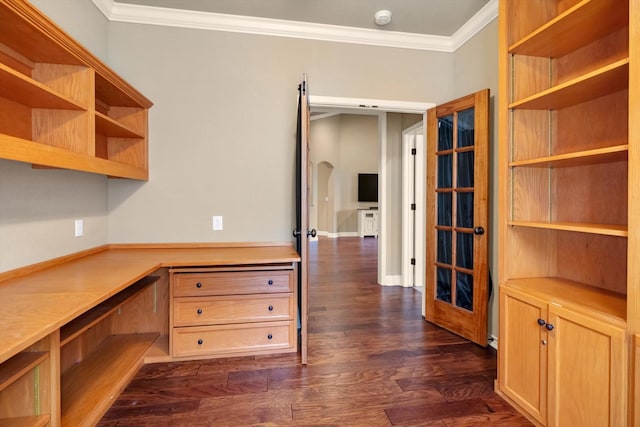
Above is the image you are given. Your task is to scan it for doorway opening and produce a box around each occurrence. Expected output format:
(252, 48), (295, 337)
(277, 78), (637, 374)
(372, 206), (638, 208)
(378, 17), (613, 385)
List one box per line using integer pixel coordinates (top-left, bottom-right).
(307, 96), (434, 314)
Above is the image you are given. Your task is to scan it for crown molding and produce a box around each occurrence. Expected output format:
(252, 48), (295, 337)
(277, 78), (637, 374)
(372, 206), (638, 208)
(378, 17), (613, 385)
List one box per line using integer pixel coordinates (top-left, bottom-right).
(451, 0), (499, 50)
(91, 0), (498, 53)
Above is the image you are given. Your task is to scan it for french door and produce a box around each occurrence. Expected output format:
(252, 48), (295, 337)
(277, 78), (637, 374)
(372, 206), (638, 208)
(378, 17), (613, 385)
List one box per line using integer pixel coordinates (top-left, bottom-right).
(425, 89), (490, 346)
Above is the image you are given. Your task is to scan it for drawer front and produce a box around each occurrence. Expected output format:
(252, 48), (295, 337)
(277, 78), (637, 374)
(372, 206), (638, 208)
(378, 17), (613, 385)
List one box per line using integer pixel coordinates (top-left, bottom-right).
(173, 294), (293, 326)
(173, 270), (292, 296)
(172, 321), (294, 357)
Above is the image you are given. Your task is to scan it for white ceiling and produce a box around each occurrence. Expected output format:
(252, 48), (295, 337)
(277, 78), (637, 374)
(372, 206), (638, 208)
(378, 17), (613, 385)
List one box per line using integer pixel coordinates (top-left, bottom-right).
(114, 0), (492, 36)
(91, 0), (498, 52)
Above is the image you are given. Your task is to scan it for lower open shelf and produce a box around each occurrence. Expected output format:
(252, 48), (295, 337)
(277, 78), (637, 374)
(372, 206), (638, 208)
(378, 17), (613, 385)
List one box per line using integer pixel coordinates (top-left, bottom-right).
(61, 333), (158, 427)
(0, 415), (50, 427)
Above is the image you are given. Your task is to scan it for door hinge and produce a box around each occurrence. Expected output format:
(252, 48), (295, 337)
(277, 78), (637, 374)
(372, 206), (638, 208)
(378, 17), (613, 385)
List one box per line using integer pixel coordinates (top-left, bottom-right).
(411, 148), (417, 155)
(411, 258), (416, 265)
(411, 203), (416, 211)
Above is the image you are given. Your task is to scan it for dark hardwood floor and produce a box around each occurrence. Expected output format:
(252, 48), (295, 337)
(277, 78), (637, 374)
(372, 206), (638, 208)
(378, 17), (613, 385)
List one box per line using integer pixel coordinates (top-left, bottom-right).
(98, 237), (530, 426)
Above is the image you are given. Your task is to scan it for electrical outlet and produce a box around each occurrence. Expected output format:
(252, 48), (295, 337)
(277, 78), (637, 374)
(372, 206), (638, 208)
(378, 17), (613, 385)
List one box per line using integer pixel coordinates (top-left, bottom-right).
(74, 219), (84, 237)
(212, 216), (223, 231)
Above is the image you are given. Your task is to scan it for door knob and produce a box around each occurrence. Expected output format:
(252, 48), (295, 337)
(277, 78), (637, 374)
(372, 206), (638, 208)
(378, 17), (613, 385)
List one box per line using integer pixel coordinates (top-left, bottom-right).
(474, 226), (485, 235)
(293, 229), (300, 238)
(307, 229), (317, 238)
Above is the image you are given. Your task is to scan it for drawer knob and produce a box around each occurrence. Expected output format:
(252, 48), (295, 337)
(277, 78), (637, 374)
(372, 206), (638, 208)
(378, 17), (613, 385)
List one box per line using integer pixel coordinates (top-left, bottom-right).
(197, 339), (203, 345)
(537, 318), (546, 326)
(267, 333), (273, 340)
(268, 279), (274, 285)
(268, 305), (274, 311)
(545, 323), (554, 331)
(197, 308), (203, 315)
(196, 282), (202, 288)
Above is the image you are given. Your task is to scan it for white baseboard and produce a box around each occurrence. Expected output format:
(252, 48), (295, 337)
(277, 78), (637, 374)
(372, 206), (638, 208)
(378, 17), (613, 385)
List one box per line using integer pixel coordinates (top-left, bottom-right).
(489, 334), (498, 350)
(316, 231), (359, 238)
(380, 275), (403, 286)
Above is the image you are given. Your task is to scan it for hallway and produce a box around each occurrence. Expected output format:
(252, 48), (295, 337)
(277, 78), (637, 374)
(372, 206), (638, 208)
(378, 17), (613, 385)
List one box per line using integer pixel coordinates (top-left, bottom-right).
(98, 237), (530, 426)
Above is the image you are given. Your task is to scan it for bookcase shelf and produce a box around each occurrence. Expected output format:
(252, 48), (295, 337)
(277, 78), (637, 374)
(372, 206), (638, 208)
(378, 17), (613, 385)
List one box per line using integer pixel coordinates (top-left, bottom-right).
(508, 0), (628, 57)
(509, 144), (628, 168)
(508, 220), (627, 237)
(509, 58), (628, 110)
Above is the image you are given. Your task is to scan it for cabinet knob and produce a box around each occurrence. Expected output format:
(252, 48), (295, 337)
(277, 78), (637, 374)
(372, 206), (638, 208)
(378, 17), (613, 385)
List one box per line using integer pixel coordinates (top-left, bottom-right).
(545, 323), (554, 331)
(268, 305), (274, 311)
(473, 226), (485, 235)
(267, 333), (273, 340)
(537, 318), (546, 326)
(196, 282), (202, 288)
(541, 340), (547, 346)
(268, 279), (274, 285)
(197, 308), (203, 315)
(197, 339), (203, 345)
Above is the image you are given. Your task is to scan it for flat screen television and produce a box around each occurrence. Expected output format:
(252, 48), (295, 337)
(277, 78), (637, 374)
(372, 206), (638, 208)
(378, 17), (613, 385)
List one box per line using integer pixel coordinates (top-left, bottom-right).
(358, 173), (378, 202)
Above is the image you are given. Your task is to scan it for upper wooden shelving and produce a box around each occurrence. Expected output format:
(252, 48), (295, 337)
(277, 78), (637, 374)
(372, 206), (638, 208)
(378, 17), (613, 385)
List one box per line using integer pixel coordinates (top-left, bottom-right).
(95, 112), (145, 139)
(0, 0), (152, 180)
(0, 63), (86, 110)
(509, 58), (628, 110)
(508, 0), (629, 57)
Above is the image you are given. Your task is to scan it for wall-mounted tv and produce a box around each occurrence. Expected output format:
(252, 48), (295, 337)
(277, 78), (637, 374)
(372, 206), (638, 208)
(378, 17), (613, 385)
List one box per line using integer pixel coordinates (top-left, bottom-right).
(358, 173), (378, 202)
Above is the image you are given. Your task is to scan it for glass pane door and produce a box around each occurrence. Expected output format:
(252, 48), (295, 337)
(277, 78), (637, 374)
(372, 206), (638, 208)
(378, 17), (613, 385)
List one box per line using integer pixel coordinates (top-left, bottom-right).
(435, 107), (475, 311)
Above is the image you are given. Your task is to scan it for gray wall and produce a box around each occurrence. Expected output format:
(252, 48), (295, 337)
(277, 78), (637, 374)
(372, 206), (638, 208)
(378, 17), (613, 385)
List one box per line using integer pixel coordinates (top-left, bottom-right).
(104, 22), (453, 245)
(453, 18), (499, 339)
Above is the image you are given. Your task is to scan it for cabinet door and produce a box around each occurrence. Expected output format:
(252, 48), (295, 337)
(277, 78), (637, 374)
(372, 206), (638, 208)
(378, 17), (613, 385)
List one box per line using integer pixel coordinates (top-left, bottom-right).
(547, 306), (627, 427)
(499, 286), (547, 425)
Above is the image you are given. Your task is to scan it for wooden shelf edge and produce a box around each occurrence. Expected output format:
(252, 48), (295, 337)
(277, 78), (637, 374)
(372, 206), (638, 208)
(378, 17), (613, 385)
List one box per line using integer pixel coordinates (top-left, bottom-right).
(61, 333), (158, 427)
(0, 415), (50, 427)
(509, 144), (628, 168)
(509, 58), (629, 110)
(508, 0), (628, 57)
(508, 220), (628, 237)
(0, 134), (148, 180)
(95, 111), (144, 138)
(60, 276), (160, 346)
(503, 277), (627, 325)
(0, 63), (86, 110)
(0, 351), (48, 393)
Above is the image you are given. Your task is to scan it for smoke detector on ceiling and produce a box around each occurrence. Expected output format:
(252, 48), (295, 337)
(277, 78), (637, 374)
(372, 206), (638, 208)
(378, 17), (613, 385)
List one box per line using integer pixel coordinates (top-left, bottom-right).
(374, 10), (392, 26)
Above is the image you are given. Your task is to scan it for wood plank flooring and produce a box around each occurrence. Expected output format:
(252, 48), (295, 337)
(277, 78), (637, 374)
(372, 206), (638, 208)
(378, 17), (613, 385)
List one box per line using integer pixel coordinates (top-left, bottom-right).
(98, 237), (530, 426)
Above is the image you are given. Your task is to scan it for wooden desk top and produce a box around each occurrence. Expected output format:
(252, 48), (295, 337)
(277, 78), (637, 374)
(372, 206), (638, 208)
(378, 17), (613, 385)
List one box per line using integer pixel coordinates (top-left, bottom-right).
(0, 244), (300, 364)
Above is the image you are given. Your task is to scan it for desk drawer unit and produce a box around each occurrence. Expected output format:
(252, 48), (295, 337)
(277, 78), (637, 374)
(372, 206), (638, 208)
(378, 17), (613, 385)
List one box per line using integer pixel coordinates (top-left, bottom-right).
(170, 266), (296, 359)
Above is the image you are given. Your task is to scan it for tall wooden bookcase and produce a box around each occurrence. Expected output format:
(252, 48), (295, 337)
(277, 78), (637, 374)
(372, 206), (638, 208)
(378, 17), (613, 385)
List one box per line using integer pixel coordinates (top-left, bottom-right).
(497, 0), (639, 425)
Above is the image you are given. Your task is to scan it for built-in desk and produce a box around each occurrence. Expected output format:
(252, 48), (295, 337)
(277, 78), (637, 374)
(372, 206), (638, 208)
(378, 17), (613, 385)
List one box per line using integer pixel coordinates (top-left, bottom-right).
(0, 244), (299, 427)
